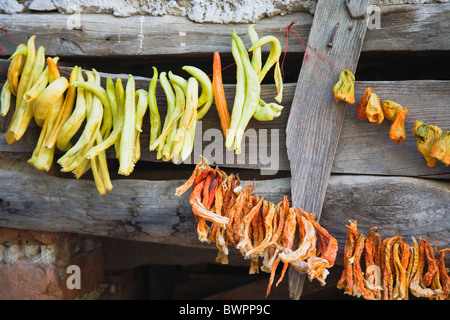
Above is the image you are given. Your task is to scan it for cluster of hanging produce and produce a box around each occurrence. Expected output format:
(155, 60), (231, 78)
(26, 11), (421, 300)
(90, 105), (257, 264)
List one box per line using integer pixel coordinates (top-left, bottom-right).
(0, 26), (284, 195)
(175, 157), (338, 297)
(332, 69), (450, 167)
(338, 220), (449, 300)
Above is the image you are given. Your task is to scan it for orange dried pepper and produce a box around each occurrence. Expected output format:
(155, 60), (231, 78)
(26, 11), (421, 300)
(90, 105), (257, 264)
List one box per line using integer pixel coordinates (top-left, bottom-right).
(413, 121), (443, 167)
(429, 131), (450, 166)
(355, 87), (372, 120)
(382, 100), (403, 122)
(333, 69), (355, 104)
(389, 107), (408, 144)
(212, 52), (231, 137)
(365, 92), (384, 124)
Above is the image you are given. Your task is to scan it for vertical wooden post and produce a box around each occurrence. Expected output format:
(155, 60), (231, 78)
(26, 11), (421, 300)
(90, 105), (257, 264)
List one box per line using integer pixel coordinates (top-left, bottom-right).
(286, 0), (373, 300)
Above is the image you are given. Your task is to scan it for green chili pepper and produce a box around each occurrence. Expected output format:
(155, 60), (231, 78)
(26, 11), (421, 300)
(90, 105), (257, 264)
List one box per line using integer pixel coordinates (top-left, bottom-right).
(231, 29), (260, 155)
(148, 67), (161, 148)
(182, 65), (213, 120)
(56, 67), (86, 152)
(58, 70), (104, 171)
(225, 36), (246, 151)
(180, 77), (199, 161)
(118, 74), (136, 176)
(170, 82), (188, 164)
(168, 71), (188, 94)
(0, 80), (11, 117)
(248, 35), (282, 83)
(114, 78), (125, 158)
(248, 24), (262, 75)
(84, 77), (125, 160)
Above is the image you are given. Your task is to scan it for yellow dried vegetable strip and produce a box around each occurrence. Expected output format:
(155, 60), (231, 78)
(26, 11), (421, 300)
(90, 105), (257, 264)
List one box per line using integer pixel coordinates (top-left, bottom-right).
(410, 238), (439, 299)
(392, 241), (408, 300)
(437, 248), (450, 300)
(422, 239), (440, 289)
(337, 220), (358, 296)
(352, 233), (378, 300)
(382, 236), (399, 300)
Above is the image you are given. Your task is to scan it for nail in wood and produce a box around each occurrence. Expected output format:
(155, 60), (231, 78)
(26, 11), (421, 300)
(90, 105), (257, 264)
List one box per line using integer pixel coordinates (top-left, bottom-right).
(328, 23), (340, 48)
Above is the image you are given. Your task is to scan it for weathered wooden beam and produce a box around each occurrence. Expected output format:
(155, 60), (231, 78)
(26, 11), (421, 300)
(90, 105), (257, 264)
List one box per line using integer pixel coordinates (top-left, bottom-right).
(0, 3), (449, 57)
(285, 0), (373, 299)
(1, 59), (450, 177)
(0, 157), (448, 262)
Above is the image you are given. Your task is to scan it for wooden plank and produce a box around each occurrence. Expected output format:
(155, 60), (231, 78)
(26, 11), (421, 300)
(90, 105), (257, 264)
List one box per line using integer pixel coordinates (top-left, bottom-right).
(0, 3), (449, 57)
(1, 60), (450, 177)
(0, 157), (448, 262)
(285, 0), (373, 299)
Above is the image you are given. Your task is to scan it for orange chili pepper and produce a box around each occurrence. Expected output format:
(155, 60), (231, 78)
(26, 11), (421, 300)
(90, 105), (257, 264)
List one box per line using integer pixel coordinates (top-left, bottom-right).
(389, 107), (408, 144)
(212, 52), (231, 137)
(356, 87), (372, 120)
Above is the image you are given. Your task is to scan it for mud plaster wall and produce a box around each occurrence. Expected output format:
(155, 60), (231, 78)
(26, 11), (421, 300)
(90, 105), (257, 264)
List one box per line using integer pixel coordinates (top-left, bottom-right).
(0, 0), (448, 23)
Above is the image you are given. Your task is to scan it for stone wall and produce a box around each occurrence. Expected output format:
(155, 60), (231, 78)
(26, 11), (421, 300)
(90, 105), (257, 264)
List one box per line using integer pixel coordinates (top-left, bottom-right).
(1, 0), (448, 23)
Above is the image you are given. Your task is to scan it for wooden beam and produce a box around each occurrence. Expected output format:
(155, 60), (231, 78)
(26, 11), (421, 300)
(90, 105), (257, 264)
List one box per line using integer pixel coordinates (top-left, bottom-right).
(1, 59), (450, 177)
(0, 4), (449, 57)
(0, 157), (448, 262)
(286, 0), (373, 299)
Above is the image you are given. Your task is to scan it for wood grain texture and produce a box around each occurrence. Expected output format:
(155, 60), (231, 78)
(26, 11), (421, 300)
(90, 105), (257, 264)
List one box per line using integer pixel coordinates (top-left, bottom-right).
(0, 3), (449, 58)
(0, 157), (448, 262)
(1, 60), (450, 178)
(285, 0), (373, 299)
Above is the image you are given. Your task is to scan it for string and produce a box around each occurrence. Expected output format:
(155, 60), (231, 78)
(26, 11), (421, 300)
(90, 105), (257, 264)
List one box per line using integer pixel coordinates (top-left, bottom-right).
(285, 25), (422, 125)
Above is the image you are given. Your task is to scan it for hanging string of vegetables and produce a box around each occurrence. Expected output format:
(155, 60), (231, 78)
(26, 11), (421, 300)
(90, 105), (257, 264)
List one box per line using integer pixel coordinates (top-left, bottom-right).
(333, 69), (450, 167)
(338, 220), (449, 300)
(225, 25), (284, 154)
(175, 156), (338, 297)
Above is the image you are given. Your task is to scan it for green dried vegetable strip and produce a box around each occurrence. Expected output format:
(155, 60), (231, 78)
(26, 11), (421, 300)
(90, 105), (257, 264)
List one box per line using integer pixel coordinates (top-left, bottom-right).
(8, 45), (27, 61)
(114, 78), (125, 158)
(107, 78), (118, 128)
(182, 65), (213, 120)
(56, 67), (86, 151)
(0, 80), (11, 117)
(231, 29), (261, 155)
(154, 71), (176, 158)
(58, 71), (104, 170)
(168, 71), (188, 94)
(133, 89), (149, 164)
(248, 24), (262, 75)
(148, 67), (161, 148)
(180, 77), (199, 161)
(225, 37), (246, 151)
(135, 89), (149, 132)
(85, 77), (125, 160)
(118, 74), (136, 176)
(273, 61), (283, 103)
(248, 35), (281, 83)
(253, 99), (283, 121)
(14, 36), (36, 110)
(162, 77), (188, 161)
(169, 82), (188, 164)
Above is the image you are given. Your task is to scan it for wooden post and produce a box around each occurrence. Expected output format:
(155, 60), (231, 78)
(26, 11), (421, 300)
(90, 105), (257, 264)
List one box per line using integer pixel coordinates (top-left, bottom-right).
(286, 0), (373, 300)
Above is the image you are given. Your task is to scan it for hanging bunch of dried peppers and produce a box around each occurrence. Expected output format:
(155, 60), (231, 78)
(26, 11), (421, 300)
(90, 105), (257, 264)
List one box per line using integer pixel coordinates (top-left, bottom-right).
(338, 220), (449, 300)
(175, 156), (338, 296)
(333, 69), (450, 167)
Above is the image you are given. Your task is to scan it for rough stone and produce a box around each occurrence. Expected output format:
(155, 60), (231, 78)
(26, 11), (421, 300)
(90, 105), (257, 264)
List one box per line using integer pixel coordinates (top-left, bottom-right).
(0, 0), (24, 14)
(28, 0), (57, 11)
(0, 227), (104, 299)
(1, 0), (449, 22)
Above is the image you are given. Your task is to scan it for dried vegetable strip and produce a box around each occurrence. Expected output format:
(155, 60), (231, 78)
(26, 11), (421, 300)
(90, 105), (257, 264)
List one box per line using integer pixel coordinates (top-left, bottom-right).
(176, 157), (337, 297)
(332, 69), (450, 167)
(338, 221), (449, 300)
